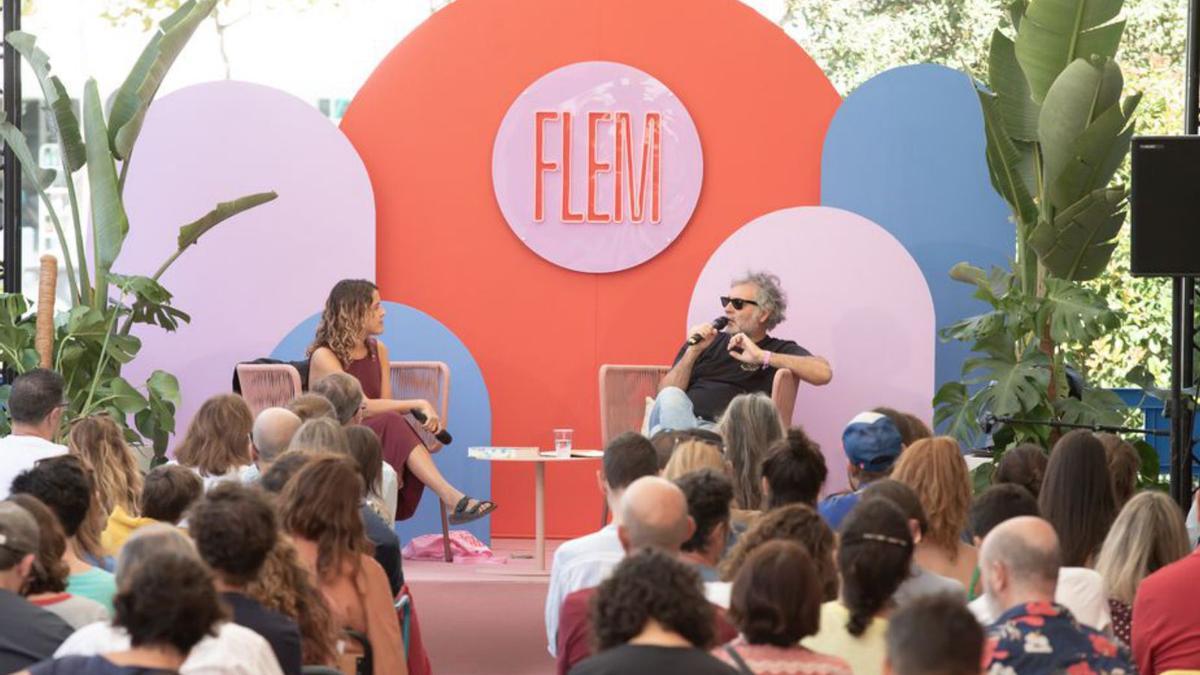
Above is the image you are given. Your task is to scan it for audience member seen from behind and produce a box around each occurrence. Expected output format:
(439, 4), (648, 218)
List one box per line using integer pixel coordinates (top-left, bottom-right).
(891, 436), (976, 588)
(1131, 486), (1200, 675)
(980, 516), (1132, 673)
(569, 549), (737, 675)
(760, 426), (826, 509)
(1040, 430), (1117, 568)
(173, 394), (257, 490)
(278, 454), (404, 675)
(1096, 491), (1188, 647)
(8, 494), (108, 628)
(651, 429), (723, 472)
(661, 440), (727, 482)
(860, 479), (965, 606)
(69, 415), (143, 555)
(190, 483), (302, 675)
(341, 424), (403, 596)
(675, 469), (734, 582)
(718, 392), (783, 513)
(10, 455), (117, 612)
(0, 501), (73, 672)
(286, 417), (348, 456)
(714, 541), (851, 675)
(817, 412), (903, 530)
(1096, 432), (1141, 510)
(717, 503), (838, 606)
(246, 531), (339, 668)
(53, 525), (283, 675)
(884, 594), (983, 675)
(19, 550), (227, 675)
(308, 279), (495, 525)
(803, 498), (914, 675)
(870, 407), (930, 447)
(245, 407), (302, 483)
(259, 453), (313, 495)
(284, 393), (337, 423)
(992, 443), (1048, 500)
(0, 369), (68, 500)
(545, 432), (658, 657)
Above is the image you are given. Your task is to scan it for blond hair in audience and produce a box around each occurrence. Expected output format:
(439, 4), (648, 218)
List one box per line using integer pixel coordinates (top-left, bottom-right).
(891, 436), (971, 554)
(1096, 491), (1189, 605)
(69, 414), (143, 516)
(286, 393), (338, 422)
(288, 417), (349, 455)
(174, 394), (253, 477)
(662, 440), (726, 482)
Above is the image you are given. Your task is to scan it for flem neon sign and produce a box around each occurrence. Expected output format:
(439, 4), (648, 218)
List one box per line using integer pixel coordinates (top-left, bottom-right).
(534, 111), (662, 224)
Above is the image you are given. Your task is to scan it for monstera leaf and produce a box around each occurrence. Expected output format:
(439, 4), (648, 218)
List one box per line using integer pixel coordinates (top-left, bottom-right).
(1014, 0), (1125, 103)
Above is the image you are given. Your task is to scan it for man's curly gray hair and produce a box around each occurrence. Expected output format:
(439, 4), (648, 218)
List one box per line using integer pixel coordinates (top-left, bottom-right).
(732, 271), (787, 330)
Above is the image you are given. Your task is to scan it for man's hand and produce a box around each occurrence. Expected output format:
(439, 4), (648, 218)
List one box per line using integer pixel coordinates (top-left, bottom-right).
(686, 322), (718, 351)
(728, 333), (764, 365)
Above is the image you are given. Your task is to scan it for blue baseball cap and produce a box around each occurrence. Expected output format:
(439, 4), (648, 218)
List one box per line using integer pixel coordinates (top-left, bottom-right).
(842, 412), (903, 472)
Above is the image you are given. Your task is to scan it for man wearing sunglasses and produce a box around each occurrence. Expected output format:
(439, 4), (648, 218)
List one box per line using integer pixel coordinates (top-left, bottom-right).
(648, 272), (832, 433)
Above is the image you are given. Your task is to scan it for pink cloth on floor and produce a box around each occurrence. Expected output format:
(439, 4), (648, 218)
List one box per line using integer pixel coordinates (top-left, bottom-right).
(403, 531), (507, 564)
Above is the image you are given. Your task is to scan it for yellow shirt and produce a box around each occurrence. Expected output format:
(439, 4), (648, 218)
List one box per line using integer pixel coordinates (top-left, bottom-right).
(100, 505), (162, 555)
(801, 601), (889, 675)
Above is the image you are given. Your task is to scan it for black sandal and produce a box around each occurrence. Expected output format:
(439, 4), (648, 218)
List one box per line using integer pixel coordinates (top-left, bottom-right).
(449, 496), (497, 524)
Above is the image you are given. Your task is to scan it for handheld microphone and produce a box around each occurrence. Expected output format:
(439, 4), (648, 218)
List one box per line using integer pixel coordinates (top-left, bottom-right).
(409, 409), (453, 446)
(688, 316), (730, 346)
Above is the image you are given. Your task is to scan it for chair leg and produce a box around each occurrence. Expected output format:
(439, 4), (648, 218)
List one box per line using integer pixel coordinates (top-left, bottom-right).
(440, 502), (453, 563)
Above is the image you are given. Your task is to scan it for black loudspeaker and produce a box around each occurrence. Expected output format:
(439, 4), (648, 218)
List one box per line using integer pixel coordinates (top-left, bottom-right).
(1131, 136), (1200, 277)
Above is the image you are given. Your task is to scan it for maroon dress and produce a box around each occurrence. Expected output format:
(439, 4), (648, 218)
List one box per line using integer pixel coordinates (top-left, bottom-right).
(345, 338), (427, 520)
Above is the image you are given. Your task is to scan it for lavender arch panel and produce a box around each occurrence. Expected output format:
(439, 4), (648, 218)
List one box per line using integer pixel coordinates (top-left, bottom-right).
(687, 207), (935, 493)
(820, 64), (1014, 400)
(120, 81), (375, 437)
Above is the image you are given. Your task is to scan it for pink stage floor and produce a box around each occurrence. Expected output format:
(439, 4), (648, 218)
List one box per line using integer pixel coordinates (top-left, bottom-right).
(405, 538), (566, 675)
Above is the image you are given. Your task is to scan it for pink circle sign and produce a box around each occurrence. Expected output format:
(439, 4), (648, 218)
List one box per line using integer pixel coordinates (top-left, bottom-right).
(492, 61), (703, 273)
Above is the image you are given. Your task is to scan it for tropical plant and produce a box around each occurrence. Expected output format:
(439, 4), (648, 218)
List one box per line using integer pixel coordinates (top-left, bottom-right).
(0, 0), (276, 462)
(934, 0), (1141, 451)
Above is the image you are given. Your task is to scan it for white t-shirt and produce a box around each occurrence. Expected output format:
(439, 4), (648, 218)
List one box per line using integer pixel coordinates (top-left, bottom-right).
(0, 434), (68, 499)
(968, 566), (1111, 631)
(544, 523), (624, 656)
(56, 620), (283, 675)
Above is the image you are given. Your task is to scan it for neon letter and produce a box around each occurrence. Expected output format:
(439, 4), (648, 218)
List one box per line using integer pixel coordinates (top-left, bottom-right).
(587, 112), (612, 222)
(613, 112), (662, 223)
(561, 111), (584, 223)
(534, 111), (558, 223)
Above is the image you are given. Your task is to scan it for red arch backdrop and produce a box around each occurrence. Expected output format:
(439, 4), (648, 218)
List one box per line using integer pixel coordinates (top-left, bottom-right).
(340, 0), (841, 537)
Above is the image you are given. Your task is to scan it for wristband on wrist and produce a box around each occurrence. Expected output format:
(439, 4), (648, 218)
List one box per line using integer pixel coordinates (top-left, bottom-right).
(760, 350), (772, 369)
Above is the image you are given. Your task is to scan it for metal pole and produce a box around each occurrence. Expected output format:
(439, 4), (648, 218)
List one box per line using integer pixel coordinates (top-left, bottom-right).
(2, 0), (21, 296)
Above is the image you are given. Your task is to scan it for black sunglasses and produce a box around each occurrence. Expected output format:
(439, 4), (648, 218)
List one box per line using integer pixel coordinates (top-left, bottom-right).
(720, 296), (759, 310)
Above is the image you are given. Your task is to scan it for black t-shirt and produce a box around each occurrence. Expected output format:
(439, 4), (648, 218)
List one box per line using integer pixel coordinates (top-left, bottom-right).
(361, 503), (404, 595)
(28, 655), (176, 674)
(221, 592), (302, 675)
(570, 644), (738, 675)
(674, 332), (810, 421)
(0, 589), (74, 674)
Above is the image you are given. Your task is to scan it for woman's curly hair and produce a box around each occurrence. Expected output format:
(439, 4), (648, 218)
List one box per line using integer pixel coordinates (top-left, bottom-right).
(308, 279), (377, 368)
(113, 550), (227, 653)
(718, 503), (837, 601)
(278, 454), (370, 582)
(590, 548), (715, 651)
(69, 414), (144, 516)
(839, 497), (913, 637)
(891, 436), (972, 555)
(246, 534), (339, 666)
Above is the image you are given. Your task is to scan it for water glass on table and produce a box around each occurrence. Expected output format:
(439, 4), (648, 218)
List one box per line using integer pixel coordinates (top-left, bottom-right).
(553, 428), (573, 457)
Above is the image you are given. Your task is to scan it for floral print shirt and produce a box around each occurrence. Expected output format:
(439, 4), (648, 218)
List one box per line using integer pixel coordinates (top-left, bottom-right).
(984, 601), (1134, 675)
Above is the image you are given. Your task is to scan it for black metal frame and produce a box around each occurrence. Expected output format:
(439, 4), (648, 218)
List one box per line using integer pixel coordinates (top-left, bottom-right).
(1168, 0), (1200, 509)
(2, 0), (20, 296)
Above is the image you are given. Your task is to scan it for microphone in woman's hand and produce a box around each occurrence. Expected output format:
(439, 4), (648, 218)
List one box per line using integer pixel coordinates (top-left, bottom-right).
(409, 409), (453, 445)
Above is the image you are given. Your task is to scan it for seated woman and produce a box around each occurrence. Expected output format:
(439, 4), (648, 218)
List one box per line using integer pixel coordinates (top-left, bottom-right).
(802, 497), (914, 675)
(279, 454), (405, 675)
(173, 394), (257, 491)
(69, 416), (144, 557)
(21, 548), (227, 675)
(714, 540), (851, 675)
(570, 549), (735, 675)
(308, 278), (494, 524)
(891, 436), (977, 588)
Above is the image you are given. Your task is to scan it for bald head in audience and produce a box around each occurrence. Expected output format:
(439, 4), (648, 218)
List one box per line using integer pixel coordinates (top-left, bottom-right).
(251, 407), (302, 470)
(616, 476), (695, 552)
(980, 516), (1061, 614)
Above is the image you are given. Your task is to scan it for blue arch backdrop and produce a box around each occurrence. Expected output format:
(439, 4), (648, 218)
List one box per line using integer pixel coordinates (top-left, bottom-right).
(272, 302), (493, 545)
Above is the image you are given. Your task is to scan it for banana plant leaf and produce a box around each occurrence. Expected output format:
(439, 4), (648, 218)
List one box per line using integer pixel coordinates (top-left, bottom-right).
(6, 32), (84, 172)
(152, 191), (279, 280)
(0, 118), (55, 189)
(988, 30), (1040, 142)
(1028, 187), (1125, 280)
(1046, 92), (1139, 211)
(109, 0), (217, 159)
(977, 87), (1038, 225)
(1014, 0), (1125, 103)
(83, 79), (130, 307)
(1038, 57), (1123, 196)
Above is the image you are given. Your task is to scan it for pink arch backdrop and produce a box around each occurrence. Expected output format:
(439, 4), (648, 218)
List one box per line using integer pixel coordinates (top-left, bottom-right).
(119, 81), (376, 437)
(687, 207), (936, 492)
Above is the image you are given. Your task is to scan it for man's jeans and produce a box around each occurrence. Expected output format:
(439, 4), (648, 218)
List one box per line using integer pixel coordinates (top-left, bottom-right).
(647, 386), (719, 436)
